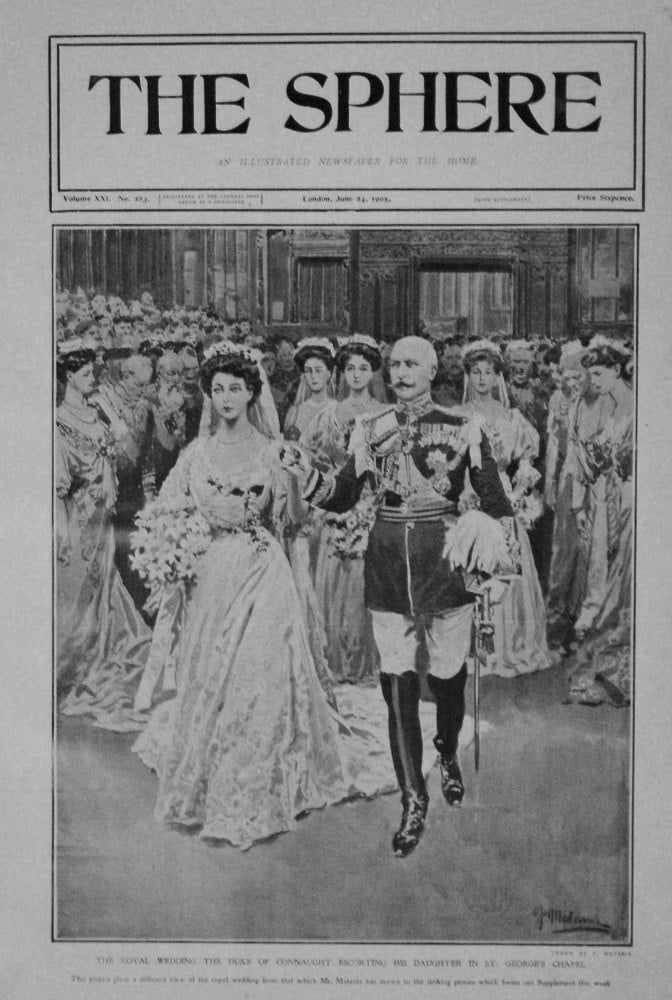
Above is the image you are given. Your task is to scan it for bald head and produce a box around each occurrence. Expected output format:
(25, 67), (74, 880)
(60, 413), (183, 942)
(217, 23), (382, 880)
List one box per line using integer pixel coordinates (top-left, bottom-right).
(389, 337), (438, 402)
(392, 336), (437, 368)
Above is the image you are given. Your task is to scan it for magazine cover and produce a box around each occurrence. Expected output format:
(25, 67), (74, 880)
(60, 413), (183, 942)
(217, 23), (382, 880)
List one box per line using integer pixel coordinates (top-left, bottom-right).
(2, 2), (671, 998)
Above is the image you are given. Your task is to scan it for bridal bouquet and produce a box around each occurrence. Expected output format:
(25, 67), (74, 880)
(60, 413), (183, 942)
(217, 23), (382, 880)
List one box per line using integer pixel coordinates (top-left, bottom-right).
(130, 497), (212, 612)
(584, 435), (613, 481)
(511, 487), (544, 529)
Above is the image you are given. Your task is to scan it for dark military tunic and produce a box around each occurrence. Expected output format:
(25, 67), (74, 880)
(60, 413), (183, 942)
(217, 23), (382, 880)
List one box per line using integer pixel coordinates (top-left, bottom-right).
(303, 395), (514, 617)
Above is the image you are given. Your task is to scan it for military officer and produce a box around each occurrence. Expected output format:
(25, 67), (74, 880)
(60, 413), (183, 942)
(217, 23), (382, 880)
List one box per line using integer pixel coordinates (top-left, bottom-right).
(283, 336), (517, 857)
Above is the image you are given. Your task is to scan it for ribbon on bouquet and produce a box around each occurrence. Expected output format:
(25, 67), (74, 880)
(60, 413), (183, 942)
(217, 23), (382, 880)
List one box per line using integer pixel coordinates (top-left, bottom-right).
(133, 583), (186, 711)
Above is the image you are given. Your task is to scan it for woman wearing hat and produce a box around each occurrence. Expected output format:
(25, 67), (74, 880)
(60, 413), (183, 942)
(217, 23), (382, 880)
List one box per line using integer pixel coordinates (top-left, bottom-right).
(302, 335), (387, 684)
(56, 341), (151, 726)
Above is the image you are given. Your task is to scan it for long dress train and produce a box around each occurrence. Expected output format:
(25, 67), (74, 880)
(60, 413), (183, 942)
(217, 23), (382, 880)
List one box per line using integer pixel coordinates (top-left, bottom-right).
(459, 404), (552, 677)
(302, 400), (385, 685)
(567, 415), (633, 706)
(131, 433), (471, 850)
(56, 406), (151, 728)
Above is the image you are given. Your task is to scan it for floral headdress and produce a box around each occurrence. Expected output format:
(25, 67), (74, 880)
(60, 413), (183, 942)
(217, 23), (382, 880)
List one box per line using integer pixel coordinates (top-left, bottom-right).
(294, 336), (335, 356)
(202, 339), (259, 365)
(335, 333), (383, 372)
(56, 335), (98, 377)
(461, 339), (509, 407)
(198, 340), (280, 439)
(585, 334), (631, 357)
(581, 334), (633, 372)
(461, 338), (504, 369)
(293, 336), (337, 374)
(57, 334), (98, 354)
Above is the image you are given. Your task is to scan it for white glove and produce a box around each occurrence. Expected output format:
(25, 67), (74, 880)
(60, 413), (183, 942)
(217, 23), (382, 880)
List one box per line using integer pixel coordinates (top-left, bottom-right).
(279, 443), (313, 483)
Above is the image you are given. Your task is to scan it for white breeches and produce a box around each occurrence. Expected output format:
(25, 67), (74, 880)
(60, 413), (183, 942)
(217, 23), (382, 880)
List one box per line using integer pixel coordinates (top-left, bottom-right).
(371, 605), (473, 680)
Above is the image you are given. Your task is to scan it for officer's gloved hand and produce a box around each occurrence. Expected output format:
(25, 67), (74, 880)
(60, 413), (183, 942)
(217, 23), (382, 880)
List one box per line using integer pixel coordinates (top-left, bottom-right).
(465, 574), (508, 605)
(279, 443), (313, 484)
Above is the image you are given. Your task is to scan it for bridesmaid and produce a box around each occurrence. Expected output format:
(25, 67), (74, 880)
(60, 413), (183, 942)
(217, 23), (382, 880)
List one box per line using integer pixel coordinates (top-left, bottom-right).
(545, 347), (586, 652)
(458, 339), (552, 678)
(303, 335), (387, 684)
(567, 338), (634, 706)
(282, 337), (337, 668)
(56, 340), (151, 727)
(283, 336), (336, 440)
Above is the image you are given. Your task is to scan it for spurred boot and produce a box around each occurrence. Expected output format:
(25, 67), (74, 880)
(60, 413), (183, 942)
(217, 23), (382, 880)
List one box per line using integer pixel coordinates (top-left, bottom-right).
(427, 665), (467, 807)
(380, 671), (429, 858)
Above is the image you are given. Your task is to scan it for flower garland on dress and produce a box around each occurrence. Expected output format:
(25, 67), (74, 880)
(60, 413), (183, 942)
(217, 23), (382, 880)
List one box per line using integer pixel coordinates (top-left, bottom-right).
(205, 472), (271, 555)
(583, 434), (614, 482)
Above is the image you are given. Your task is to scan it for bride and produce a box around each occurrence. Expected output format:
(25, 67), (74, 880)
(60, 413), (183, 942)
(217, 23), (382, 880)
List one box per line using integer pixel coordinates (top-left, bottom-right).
(132, 343), (407, 850)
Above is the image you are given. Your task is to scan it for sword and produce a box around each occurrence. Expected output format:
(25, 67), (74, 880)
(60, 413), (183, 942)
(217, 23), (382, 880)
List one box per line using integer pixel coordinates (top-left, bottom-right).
(473, 587), (495, 773)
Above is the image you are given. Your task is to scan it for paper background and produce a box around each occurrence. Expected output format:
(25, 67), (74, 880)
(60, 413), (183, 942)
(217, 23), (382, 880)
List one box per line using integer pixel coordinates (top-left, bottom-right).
(2, 1), (672, 997)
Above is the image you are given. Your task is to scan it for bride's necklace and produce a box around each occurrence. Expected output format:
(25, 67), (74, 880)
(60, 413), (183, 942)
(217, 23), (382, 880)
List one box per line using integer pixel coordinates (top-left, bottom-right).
(216, 428), (254, 446)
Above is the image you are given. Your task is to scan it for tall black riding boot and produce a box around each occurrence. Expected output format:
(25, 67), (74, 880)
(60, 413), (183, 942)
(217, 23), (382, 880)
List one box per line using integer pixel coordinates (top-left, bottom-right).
(427, 664), (468, 807)
(380, 671), (429, 858)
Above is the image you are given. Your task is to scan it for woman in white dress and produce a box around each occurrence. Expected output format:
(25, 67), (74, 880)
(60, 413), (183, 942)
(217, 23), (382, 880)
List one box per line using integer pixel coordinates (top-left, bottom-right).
(283, 336), (336, 441)
(567, 338), (634, 706)
(545, 348), (587, 651)
(458, 340), (551, 677)
(281, 337), (337, 653)
(132, 344), (411, 850)
(56, 341), (152, 726)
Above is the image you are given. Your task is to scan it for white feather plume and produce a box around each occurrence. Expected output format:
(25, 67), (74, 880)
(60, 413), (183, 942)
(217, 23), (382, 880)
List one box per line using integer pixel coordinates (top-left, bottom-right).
(443, 510), (509, 575)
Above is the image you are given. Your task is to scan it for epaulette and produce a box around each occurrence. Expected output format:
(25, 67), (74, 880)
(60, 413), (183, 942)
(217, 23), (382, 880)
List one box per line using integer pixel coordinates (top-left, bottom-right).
(359, 404), (397, 427)
(442, 407), (485, 468)
(432, 404), (471, 425)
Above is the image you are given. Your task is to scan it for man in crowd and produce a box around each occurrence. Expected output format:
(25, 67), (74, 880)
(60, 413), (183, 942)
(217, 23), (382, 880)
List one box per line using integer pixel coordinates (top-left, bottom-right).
(433, 340), (465, 407)
(179, 345), (203, 443)
(146, 349), (186, 492)
(505, 340), (547, 435)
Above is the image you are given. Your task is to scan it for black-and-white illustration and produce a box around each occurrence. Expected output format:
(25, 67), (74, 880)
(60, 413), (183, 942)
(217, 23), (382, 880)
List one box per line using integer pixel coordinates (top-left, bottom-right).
(54, 226), (634, 942)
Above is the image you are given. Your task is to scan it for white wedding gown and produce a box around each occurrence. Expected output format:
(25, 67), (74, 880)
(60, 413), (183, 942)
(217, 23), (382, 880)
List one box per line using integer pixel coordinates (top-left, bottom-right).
(132, 431), (483, 850)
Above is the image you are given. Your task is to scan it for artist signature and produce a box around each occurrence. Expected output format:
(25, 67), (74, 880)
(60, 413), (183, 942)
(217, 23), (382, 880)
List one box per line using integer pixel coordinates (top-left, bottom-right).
(533, 906), (611, 934)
